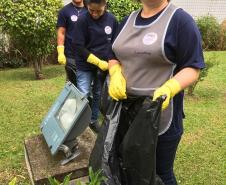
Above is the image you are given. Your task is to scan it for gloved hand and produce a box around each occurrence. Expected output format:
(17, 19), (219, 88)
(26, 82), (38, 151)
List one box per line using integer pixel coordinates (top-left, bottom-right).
(153, 79), (181, 110)
(57, 46), (66, 65)
(87, 54), (108, 71)
(108, 64), (127, 101)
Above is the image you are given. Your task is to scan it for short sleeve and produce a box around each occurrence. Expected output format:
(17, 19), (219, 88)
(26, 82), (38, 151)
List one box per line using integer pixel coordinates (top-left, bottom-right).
(56, 10), (66, 28)
(175, 11), (205, 70)
(72, 16), (89, 59)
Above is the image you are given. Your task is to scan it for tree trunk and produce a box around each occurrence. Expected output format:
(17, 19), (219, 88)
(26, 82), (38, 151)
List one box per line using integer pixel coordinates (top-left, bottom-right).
(33, 58), (44, 80)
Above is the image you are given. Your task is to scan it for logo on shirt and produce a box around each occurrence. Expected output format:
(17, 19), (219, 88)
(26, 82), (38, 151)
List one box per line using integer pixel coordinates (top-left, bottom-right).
(105, 26), (112, 35)
(71, 15), (78, 22)
(142, 32), (158, 45)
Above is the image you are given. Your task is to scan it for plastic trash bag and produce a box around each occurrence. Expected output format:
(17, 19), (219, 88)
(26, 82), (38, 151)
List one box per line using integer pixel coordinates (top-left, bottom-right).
(99, 76), (111, 116)
(89, 96), (165, 185)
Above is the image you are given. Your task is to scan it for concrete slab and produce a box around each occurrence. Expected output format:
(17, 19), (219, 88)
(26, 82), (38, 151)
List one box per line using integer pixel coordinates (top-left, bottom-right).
(24, 128), (96, 185)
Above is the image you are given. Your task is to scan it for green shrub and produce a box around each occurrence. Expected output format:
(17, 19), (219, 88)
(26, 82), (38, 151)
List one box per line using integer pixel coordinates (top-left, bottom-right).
(0, 0), (62, 58)
(48, 167), (106, 185)
(0, 30), (28, 68)
(48, 174), (71, 185)
(196, 15), (221, 50)
(108, 0), (141, 21)
(187, 53), (218, 95)
(0, 44), (28, 68)
(0, 30), (9, 53)
(0, 53), (27, 68)
(87, 167), (106, 185)
(219, 20), (226, 50)
(8, 177), (17, 185)
(0, 0), (62, 78)
(0, 53), (7, 68)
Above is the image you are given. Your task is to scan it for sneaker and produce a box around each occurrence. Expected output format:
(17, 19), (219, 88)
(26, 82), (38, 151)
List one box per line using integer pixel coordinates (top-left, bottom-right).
(89, 121), (101, 133)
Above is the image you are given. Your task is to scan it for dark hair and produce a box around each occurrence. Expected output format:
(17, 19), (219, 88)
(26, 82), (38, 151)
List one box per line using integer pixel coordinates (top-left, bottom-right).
(86, 0), (106, 4)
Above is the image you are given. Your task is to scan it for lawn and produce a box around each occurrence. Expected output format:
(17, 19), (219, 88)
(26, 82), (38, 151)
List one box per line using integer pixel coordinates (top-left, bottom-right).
(0, 51), (226, 184)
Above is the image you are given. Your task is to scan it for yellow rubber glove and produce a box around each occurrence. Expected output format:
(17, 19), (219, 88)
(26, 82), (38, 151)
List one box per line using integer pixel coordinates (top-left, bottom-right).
(108, 64), (127, 101)
(87, 54), (108, 71)
(57, 46), (66, 65)
(153, 79), (181, 110)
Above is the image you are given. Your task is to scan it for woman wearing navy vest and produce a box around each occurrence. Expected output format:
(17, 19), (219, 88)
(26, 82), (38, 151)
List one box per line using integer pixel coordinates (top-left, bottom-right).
(73, 0), (118, 133)
(108, 0), (205, 184)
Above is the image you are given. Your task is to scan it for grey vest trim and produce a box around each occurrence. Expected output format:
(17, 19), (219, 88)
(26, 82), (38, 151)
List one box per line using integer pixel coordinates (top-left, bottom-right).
(133, 2), (175, 29)
(161, 3), (179, 65)
(160, 3), (178, 135)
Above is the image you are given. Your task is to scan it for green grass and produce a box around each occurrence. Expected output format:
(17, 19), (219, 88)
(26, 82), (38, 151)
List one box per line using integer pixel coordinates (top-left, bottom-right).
(0, 65), (66, 184)
(0, 52), (226, 184)
(175, 51), (226, 185)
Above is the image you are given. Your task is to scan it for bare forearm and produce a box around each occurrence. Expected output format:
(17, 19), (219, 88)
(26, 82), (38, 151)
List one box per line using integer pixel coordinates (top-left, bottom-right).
(173, 67), (200, 90)
(108, 59), (120, 69)
(57, 27), (66, 46)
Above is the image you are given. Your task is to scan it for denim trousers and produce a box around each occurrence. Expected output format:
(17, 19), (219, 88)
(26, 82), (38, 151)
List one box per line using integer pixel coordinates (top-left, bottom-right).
(76, 70), (101, 122)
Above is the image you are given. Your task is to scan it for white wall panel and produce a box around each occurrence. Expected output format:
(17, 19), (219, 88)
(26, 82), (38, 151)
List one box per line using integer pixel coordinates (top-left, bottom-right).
(62, 0), (226, 23)
(173, 0), (226, 23)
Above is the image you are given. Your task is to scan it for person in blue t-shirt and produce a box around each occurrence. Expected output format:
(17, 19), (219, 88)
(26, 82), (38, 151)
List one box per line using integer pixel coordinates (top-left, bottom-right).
(56, 0), (87, 86)
(107, 0), (205, 184)
(73, 0), (118, 133)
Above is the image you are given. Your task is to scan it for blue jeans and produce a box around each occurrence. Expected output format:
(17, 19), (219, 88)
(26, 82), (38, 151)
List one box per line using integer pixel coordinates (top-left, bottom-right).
(156, 135), (182, 185)
(76, 70), (101, 122)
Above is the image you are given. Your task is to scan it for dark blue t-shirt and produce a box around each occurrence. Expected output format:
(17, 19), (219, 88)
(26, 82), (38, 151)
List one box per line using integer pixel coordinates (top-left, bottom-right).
(73, 11), (118, 71)
(111, 8), (205, 140)
(56, 3), (87, 58)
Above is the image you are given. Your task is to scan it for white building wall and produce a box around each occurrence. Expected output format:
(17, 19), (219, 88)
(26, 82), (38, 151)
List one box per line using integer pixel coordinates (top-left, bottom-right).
(172, 0), (226, 23)
(63, 0), (226, 23)
(64, 0), (71, 5)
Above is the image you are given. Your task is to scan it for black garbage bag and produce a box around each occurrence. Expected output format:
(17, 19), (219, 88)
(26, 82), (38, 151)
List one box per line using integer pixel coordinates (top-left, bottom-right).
(89, 96), (165, 185)
(65, 64), (77, 86)
(89, 100), (122, 184)
(99, 76), (111, 116)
